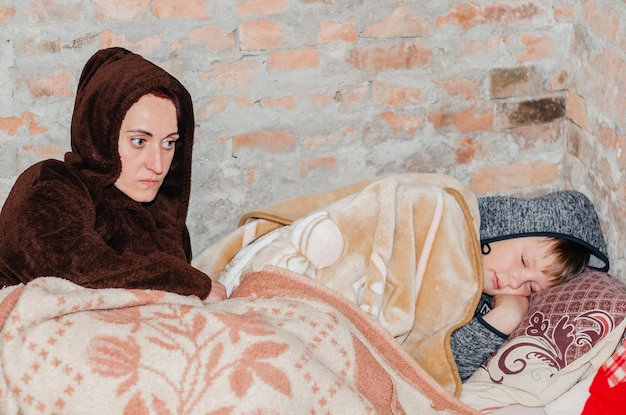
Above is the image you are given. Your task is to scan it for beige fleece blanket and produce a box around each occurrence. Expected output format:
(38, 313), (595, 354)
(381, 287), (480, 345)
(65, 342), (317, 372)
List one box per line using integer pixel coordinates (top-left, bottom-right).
(194, 174), (484, 397)
(0, 267), (479, 415)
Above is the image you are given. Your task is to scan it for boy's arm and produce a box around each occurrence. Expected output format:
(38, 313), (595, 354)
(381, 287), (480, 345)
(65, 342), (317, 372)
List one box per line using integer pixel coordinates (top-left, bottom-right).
(451, 295), (529, 381)
(451, 317), (508, 381)
(483, 295), (530, 334)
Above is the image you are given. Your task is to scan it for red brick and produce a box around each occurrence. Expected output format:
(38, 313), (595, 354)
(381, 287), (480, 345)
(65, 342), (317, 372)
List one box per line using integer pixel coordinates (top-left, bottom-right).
(239, 19), (285, 51)
(317, 20), (358, 44)
(24, 72), (74, 98)
(566, 123), (595, 170)
(435, 78), (480, 100)
(236, 0), (288, 17)
(311, 92), (331, 107)
(363, 6), (431, 38)
(618, 134), (626, 172)
(336, 83), (370, 111)
(517, 34), (555, 62)
(470, 161), (558, 193)
(372, 82), (422, 107)
(92, 0), (148, 22)
(152, 0), (208, 18)
(436, 3), (541, 30)
(460, 36), (500, 57)
(0, 112), (46, 136)
(246, 165), (260, 186)
(495, 97), (565, 129)
(304, 133), (338, 150)
(566, 92), (589, 131)
(428, 104), (494, 133)
(99, 30), (160, 56)
(195, 97), (230, 120)
(24, 0), (82, 22)
(456, 137), (483, 164)
(171, 26), (235, 54)
(490, 66), (543, 99)
(22, 144), (66, 160)
(347, 41), (432, 72)
(600, 157), (617, 191)
(0, 6), (15, 24)
(582, 0), (619, 42)
(510, 122), (562, 149)
(260, 95), (298, 110)
(303, 128), (354, 150)
(300, 156), (337, 177)
(554, 4), (574, 22)
(591, 47), (624, 89)
(268, 48), (319, 71)
(612, 91), (626, 132)
(380, 112), (424, 134)
(200, 59), (261, 90)
(235, 95), (255, 108)
(233, 130), (297, 154)
(594, 122), (619, 150)
(24, 40), (62, 55)
(546, 64), (569, 92)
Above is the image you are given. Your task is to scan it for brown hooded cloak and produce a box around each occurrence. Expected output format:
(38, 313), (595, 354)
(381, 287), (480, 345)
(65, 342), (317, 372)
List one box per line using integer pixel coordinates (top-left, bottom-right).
(0, 47), (213, 298)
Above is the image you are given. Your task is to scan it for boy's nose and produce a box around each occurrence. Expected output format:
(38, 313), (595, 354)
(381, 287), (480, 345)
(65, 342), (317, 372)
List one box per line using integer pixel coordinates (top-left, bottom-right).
(507, 273), (523, 290)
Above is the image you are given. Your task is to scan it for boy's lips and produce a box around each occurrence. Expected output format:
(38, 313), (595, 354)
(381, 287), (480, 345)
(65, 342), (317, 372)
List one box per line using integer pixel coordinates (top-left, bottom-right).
(493, 274), (500, 290)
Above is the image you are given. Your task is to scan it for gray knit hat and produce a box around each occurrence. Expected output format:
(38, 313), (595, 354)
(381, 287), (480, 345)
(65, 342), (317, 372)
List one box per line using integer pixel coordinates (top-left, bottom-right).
(478, 190), (609, 271)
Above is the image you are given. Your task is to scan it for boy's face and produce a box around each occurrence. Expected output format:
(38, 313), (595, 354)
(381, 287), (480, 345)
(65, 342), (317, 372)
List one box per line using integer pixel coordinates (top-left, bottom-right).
(482, 236), (555, 297)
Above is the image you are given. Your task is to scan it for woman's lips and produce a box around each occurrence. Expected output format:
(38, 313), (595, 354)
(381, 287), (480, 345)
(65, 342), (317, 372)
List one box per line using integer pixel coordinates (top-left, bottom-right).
(140, 179), (160, 187)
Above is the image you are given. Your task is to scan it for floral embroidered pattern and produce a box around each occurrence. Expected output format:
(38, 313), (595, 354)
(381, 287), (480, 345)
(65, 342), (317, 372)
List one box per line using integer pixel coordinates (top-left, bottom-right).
(0, 275), (449, 415)
(491, 309), (614, 383)
(85, 304), (295, 414)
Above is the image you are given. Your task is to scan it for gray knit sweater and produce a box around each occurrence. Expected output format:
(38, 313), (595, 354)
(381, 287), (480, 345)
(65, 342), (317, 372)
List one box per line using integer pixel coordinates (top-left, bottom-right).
(450, 294), (506, 381)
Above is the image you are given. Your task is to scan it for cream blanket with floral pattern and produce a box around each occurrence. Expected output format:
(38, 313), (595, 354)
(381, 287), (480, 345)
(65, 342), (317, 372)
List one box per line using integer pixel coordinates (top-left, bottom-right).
(0, 267), (479, 415)
(194, 174), (484, 397)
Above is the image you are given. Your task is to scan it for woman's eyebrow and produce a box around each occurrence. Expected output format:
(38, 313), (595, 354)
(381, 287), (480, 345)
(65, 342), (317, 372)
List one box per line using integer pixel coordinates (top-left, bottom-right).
(125, 129), (179, 138)
(126, 129), (153, 136)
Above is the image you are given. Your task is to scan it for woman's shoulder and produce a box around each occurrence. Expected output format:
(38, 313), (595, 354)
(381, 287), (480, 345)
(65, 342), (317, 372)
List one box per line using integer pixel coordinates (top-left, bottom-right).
(18, 159), (86, 187)
(8, 159), (90, 205)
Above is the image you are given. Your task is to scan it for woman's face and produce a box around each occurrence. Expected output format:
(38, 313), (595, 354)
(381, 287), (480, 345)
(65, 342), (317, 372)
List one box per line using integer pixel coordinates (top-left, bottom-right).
(114, 94), (179, 203)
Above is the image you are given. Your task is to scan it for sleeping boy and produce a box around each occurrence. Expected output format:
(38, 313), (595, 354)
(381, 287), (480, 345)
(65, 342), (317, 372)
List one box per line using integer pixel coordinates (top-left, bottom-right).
(451, 190), (609, 381)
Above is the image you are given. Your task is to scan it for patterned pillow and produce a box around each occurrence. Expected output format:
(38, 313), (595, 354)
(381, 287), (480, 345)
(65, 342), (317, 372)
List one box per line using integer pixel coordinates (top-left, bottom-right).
(460, 269), (626, 410)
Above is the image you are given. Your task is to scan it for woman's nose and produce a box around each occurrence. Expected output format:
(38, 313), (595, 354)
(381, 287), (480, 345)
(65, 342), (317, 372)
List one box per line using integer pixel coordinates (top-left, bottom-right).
(146, 147), (163, 174)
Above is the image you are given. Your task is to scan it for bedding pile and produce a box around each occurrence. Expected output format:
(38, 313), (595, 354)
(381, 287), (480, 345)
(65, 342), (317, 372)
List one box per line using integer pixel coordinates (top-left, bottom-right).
(0, 267), (479, 415)
(195, 173), (484, 396)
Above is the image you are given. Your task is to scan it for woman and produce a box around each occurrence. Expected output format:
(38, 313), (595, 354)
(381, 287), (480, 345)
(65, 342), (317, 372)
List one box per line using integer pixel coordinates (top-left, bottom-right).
(0, 47), (225, 303)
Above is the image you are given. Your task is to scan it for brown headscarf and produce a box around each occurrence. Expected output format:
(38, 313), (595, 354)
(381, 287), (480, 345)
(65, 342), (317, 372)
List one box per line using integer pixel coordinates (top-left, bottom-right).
(67, 47), (195, 235)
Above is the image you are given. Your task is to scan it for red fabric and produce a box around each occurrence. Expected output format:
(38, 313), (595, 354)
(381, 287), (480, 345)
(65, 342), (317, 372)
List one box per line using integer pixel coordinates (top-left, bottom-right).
(582, 339), (626, 415)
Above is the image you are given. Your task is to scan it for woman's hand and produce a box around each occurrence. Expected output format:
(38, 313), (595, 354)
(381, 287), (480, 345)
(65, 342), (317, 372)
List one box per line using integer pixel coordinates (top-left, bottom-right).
(482, 294), (530, 335)
(203, 281), (227, 304)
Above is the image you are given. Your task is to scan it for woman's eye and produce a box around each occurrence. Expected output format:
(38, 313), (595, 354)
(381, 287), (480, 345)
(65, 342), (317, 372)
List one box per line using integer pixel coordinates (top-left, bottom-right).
(162, 139), (177, 149)
(131, 138), (146, 147)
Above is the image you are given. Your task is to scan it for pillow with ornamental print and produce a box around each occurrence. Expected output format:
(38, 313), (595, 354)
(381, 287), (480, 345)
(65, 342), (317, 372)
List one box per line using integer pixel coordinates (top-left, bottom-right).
(460, 269), (626, 411)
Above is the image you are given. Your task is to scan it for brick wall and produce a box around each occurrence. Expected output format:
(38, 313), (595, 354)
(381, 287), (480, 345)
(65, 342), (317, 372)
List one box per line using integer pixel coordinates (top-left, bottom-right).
(0, 0), (624, 278)
(564, 0), (626, 276)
